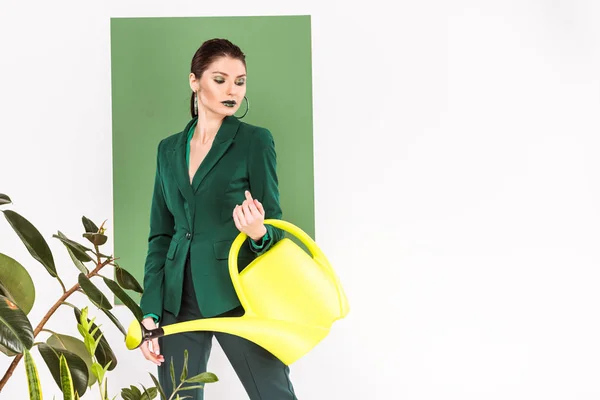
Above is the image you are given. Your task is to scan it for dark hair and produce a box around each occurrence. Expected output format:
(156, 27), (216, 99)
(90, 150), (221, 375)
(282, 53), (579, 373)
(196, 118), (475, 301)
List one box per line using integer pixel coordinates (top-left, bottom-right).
(189, 38), (246, 117)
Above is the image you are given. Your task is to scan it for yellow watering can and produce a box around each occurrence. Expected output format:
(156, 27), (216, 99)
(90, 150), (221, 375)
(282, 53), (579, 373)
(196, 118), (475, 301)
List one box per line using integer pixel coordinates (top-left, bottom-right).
(125, 219), (350, 365)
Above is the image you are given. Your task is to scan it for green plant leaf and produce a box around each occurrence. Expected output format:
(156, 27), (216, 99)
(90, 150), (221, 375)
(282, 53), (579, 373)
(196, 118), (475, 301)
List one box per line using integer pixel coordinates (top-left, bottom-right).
(81, 216), (99, 234)
(140, 384), (157, 400)
(0, 194), (11, 206)
(73, 308), (118, 371)
(149, 373), (166, 400)
(0, 342), (18, 356)
(24, 349), (43, 400)
(77, 308), (104, 357)
(54, 232), (92, 262)
(91, 361), (106, 384)
(78, 274), (112, 310)
(59, 354), (76, 400)
(120, 388), (132, 400)
(170, 357), (176, 388)
(103, 378), (110, 400)
(178, 384), (205, 392)
(128, 385), (142, 399)
(180, 349), (188, 382)
(38, 343), (89, 397)
(0, 253), (35, 314)
(185, 372), (218, 384)
(47, 333), (96, 387)
(0, 294), (33, 354)
(121, 387), (140, 400)
(100, 308), (127, 336)
(65, 244), (89, 274)
(103, 277), (143, 321)
(104, 378), (110, 400)
(1, 209), (57, 277)
(114, 264), (143, 294)
(77, 312), (102, 356)
(83, 233), (108, 246)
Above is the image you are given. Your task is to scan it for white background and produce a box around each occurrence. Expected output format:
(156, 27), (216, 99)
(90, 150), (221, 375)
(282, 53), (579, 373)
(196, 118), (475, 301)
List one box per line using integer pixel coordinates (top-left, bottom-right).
(2, 0), (600, 399)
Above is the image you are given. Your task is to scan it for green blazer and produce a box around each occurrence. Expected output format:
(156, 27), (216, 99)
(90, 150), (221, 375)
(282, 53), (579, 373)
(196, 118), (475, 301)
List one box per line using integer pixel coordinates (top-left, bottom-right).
(140, 115), (284, 320)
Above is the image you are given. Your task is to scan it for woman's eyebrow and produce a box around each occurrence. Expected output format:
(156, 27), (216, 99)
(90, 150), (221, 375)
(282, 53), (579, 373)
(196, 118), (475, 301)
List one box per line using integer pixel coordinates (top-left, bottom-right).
(212, 71), (246, 78)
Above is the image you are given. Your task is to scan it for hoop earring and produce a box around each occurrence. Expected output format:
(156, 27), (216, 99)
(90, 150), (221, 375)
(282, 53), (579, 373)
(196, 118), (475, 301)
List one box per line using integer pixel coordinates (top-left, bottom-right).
(194, 92), (198, 115)
(235, 96), (249, 119)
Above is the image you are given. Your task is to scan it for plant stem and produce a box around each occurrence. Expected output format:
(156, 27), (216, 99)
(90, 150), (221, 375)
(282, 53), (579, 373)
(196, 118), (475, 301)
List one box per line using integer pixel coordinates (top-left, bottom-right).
(108, 259), (121, 267)
(94, 244), (100, 266)
(0, 257), (113, 392)
(57, 276), (67, 293)
(169, 381), (186, 400)
(98, 378), (103, 400)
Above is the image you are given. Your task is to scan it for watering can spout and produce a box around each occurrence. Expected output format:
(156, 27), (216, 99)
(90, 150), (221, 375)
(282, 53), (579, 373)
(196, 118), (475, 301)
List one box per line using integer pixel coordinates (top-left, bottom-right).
(126, 316), (331, 365)
(126, 219), (349, 366)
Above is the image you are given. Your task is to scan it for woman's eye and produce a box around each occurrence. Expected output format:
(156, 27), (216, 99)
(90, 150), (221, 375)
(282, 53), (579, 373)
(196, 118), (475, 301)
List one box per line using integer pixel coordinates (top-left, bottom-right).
(235, 79), (245, 86)
(214, 78), (225, 84)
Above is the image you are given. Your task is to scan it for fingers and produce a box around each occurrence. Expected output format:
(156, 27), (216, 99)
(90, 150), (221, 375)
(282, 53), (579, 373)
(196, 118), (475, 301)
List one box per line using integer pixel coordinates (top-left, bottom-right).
(241, 200), (253, 220)
(152, 338), (163, 359)
(235, 201), (260, 224)
(140, 342), (150, 360)
(140, 341), (163, 366)
(244, 191), (261, 215)
(238, 200), (261, 225)
(254, 199), (265, 216)
(233, 205), (247, 226)
(243, 190), (261, 215)
(233, 208), (242, 231)
(232, 191), (265, 236)
(139, 318), (164, 365)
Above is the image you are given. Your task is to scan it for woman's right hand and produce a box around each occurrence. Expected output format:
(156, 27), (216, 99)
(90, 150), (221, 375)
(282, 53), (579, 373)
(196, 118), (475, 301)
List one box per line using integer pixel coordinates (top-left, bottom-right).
(139, 317), (164, 366)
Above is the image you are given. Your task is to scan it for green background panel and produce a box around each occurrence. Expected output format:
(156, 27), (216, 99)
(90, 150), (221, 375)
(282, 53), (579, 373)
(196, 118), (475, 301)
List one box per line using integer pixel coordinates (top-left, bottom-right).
(110, 15), (314, 304)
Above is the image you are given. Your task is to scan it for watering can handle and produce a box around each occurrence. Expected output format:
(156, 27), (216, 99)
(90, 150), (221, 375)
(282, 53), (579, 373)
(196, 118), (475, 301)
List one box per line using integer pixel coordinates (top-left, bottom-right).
(228, 219), (347, 317)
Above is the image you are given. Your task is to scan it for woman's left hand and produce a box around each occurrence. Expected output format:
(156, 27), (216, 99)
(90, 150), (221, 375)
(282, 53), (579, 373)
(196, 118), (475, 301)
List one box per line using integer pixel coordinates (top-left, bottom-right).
(233, 190), (267, 241)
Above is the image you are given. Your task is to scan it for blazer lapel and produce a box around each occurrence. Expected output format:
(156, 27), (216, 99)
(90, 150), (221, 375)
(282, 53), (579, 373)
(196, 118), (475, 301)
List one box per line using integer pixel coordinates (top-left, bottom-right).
(166, 119), (196, 225)
(191, 115), (240, 193)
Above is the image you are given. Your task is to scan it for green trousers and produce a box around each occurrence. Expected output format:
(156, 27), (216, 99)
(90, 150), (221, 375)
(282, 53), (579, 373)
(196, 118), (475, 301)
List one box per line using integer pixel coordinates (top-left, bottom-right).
(157, 257), (298, 400)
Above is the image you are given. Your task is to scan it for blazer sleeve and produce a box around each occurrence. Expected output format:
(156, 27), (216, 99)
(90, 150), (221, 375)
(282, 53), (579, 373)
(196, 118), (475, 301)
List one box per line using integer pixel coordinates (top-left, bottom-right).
(139, 139), (174, 320)
(247, 127), (284, 254)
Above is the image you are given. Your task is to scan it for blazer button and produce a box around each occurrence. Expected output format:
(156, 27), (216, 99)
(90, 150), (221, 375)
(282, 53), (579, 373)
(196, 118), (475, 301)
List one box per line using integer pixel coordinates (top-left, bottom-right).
(186, 232), (191, 240)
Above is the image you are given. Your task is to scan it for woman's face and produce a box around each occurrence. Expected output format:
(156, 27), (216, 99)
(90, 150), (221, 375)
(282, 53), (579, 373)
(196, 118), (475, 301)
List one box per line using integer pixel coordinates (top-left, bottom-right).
(190, 56), (247, 118)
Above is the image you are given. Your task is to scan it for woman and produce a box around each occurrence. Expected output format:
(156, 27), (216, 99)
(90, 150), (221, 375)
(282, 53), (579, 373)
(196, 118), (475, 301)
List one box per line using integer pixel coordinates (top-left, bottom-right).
(138, 38), (298, 400)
